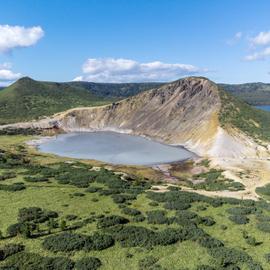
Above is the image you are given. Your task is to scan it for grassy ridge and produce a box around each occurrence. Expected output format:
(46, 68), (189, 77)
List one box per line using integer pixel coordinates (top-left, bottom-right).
(0, 77), (112, 125)
(218, 87), (270, 142)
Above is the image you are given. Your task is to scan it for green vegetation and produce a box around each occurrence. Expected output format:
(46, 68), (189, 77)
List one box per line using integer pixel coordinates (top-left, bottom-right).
(219, 82), (270, 105)
(219, 87), (270, 142)
(69, 81), (163, 98)
(0, 77), (112, 124)
(1, 135), (270, 269)
(191, 169), (245, 191)
(256, 184), (270, 200)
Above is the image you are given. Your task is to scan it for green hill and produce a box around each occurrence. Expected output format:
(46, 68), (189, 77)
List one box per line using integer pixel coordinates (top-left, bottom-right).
(218, 86), (270, 142)
(0, 77), (112, 125)
(219, 82), (270, 105)
(68, 81), (163, 98)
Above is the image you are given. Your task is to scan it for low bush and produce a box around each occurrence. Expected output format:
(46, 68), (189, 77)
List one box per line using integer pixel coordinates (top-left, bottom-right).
(199, 216), (216, 226)
(0, 244), (24, 261)
(85, 186), (101, 193)
(65, 214), (78, 221)
(42, 233), (86, 252)
(0, 172), (16, 181)
(18, 207), (58, 223)
(84, 233), (114, 251)
(97, 215), (129, 229)
(24, 176), (49, 183)
(228, 215), (249, 225)
(75, 257), (102, 270)
(147, 210), (170, 225)
(2, 252), (74, 270)
(227, 207), (256, 216)
(42, 232), (114, 252)
(257, 222), (270, 233)
(73, 192), (85, 197)
(0, 183), (25, 192)
(122, 207), (142, 216)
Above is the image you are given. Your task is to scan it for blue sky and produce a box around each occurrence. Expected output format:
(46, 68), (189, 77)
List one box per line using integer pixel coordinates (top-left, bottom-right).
(1, 0), (270, 85)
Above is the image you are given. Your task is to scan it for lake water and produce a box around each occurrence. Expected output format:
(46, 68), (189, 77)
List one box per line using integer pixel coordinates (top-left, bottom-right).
(255, 105), (270, 112)
(38, 132), (194, 165)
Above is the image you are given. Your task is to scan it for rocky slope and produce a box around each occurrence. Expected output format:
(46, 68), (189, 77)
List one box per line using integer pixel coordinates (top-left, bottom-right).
(2, 77), (269, 159)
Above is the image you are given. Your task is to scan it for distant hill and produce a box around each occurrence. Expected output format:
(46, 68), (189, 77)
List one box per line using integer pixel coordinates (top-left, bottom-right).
(68, 81), (163, 98)
(219, 83), (270, 105)
(0, 78), (163, 125)
(0, 77), (112, 125)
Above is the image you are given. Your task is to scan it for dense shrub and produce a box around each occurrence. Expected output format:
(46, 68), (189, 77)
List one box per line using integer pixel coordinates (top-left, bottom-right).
(256, 184), (270, 197)
(228, 215), (249, 225)
(85, 186), (101, 193)
(147, 210), (170, 225)
(75, 257), (102, 270)
(2, 252), (74, 270)
(24, 176), (49, 183)
(0, 172), (16, 181)
(97, 215), (129, 228)
(197, 235), (223, 249)
(199, 216), (216, 226)
(257, 222), (270, 233)
(122, 207), (142, 216)
(18, 207), (58, 223)
(84, 233), (114, 251)
(65, 214), (78, 221)
(42, 233), (86, 252)
(6, 223), (24, 237)
(227, 207), (256, 216)
(132, 215), (146, 222)
(208, 246), (261, 269)
(42, 232), (114, 252)
(0, 244), (24, 261)
(109, 225), (185, 248)
(73, 192), (85, 197)
(0, 183), (25, 192)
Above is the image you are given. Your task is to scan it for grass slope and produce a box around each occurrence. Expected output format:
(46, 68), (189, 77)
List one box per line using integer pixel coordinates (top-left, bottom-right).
(218, 87), (270, 143)
(0, 77), (112, 125)
(219, 82), (270, 105)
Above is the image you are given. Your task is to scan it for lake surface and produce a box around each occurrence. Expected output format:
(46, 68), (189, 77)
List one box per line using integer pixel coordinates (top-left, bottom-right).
(38, 132), (194, 165)
(255, 105), (270, 112)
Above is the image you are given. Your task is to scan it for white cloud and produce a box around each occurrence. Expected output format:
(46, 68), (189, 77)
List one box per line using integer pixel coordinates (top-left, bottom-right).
(243, 30), (270, 61)
(227, 32), (242, 45)
(0, 63), (22, 86)
(250, 31), (270, 46)
(0, 25), (44, 53)
(245, 47), (270, 61)
(74, 58), (206, 83)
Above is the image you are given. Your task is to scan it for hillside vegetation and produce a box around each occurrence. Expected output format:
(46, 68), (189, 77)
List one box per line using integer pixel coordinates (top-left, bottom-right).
(0, 137), (270, 269)
(0, 77), (112, 125)
(69, 81), (163, 98)
(219, 83), (270, 105)
(218, 87), (270, 142)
